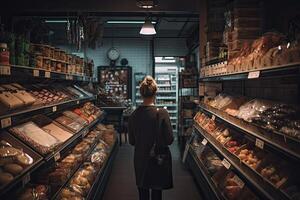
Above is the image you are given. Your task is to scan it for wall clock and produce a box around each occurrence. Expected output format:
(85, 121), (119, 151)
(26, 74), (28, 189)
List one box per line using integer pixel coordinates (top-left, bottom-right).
(107, 48), (120, 66)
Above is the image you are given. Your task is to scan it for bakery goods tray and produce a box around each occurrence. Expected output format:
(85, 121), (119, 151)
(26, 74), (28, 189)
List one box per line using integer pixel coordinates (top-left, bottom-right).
(0, 131), (43, 196)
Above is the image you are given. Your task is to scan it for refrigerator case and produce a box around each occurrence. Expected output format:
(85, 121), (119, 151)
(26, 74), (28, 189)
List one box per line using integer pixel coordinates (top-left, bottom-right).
(98, 66), (132, 100)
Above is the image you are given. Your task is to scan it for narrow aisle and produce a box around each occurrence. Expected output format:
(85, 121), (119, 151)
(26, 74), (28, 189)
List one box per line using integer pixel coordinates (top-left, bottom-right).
(103, 142), (203, 200)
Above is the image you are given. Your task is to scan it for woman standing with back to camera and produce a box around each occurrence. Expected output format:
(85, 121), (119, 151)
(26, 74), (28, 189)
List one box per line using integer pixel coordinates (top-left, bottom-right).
(129, 76), (174, 200)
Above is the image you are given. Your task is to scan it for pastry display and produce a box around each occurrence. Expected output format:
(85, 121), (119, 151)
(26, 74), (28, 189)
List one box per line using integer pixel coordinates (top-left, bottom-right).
(224, 139), (244, 154)
(16, 184), (49, 200)
(260, 165), (288, 188)
(9, 122), (61, 155)
(42, 123), (73, 142)
(55, 115), (84, 133)
(252, 104), (300, 140)
(237, 147), (263, 170)
(0, 139), (34, 188)
(216, 129), (231, 144)
(222, 172), (244, 200)
(0, 86), (24, 110)
(63, 111), (88, 126)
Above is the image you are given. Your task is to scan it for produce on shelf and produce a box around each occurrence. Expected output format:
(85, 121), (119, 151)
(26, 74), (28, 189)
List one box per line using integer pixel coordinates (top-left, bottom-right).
(237, 147), (263, 170)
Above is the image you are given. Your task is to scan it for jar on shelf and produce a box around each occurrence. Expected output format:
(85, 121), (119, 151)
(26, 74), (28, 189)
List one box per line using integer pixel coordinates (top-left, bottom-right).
(43, 57), (51, 70)
(51, 60), (56, 71)
(35, 53), (43, 69)
(16, 54), (24, 66)
(56, 61), (62, 72)
(54, 48), (60, 60)
(0, 43), (10, 66)
(66, 54), (72, 64)
(49, 46), (55, 59)
(61, 62), (67, 73)
(59, 50), (66, 62)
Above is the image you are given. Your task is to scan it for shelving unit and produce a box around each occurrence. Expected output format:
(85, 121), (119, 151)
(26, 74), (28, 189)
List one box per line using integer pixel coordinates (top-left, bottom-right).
(0, 65), (97, 83)
(191, 61), (300, 200)
(155, 67), (178, 134)
(178, 71), (198, 153)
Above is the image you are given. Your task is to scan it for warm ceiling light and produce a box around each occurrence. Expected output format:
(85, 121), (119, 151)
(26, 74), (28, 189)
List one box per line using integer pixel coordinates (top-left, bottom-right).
(136, 0), (158, 9)
(140, 19), (156, 35)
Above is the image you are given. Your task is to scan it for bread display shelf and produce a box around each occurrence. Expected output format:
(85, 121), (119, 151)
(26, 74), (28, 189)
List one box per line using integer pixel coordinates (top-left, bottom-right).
(0, 132), (43, 196)
(193, 122), (288, 200)
(44, 115), (104, 163)
(187, 146), (224, 200)
(199, 63), (300, 82)
(85, 140), (118, 200)
(0, 65), (97, 83)
(50, 130), (103, 200)
(0, 96), (95, 129)
(199, 103), (300, 162)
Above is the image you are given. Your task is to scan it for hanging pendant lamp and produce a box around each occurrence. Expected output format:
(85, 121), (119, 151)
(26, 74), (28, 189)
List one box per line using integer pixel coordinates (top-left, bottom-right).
(140, 18), (156, 35)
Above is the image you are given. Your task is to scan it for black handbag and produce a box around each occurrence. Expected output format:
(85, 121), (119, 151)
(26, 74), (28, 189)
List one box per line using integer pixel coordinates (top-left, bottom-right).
(149, 108), (169, 165)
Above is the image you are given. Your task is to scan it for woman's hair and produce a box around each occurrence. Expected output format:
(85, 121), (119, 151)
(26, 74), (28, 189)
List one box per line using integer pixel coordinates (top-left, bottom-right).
(140, 75), (157, 98)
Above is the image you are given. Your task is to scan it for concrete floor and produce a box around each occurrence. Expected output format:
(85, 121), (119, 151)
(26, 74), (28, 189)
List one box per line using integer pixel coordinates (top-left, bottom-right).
(102, 140), (203, 200)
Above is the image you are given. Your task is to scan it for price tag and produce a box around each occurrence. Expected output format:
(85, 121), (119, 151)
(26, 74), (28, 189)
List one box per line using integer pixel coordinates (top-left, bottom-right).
(82, 129), (89, 138)
(0, 66), (11, 75)
(52, 106), (57, 112)
(66, 75), (73, 80)
(222, 158), (231, 169)
(255, 138), (264, 149)
(76, 100), (80, 105)
(201, 138), (208, 146)
(211, 115), (216, 121)
(22, 173), (31, 186)
(45, 71), (51, 78)
(33, 69), (39, 77)
(248, 71), (260, 79)
(54, 152), (61, 161)
(1, 117), (12, 128)
(232, 175), (245, 189)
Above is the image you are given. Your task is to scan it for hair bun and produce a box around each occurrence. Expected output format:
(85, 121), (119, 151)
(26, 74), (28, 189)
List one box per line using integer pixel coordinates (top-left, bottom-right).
(146, 77), (153, 85)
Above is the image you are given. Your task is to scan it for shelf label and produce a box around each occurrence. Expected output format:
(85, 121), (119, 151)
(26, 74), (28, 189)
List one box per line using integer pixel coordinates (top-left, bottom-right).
(33, 69), (39, 77)
(232, 175), (245, 189)
(201, 138), (208, 146)
(255, 138), (264, 149)
(1, 117), (12, 128)
(222, 158), (231, 169)
(76, 100), (80, 105)
(54, 152), (61, 161)
(248, 71), (260, 79)
(22, 173), (30, 186)
(66, 74), (73, 80)
(82, 129), (89, 138)
(45, 71), (51, 78)
(211, 115), (216, 121)
(52, 106), (57, 112)
(0, 66), (11, 75)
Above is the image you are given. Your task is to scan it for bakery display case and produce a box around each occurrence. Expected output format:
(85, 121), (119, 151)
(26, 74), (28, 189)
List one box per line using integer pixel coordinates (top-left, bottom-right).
(97, 66), (132, 101)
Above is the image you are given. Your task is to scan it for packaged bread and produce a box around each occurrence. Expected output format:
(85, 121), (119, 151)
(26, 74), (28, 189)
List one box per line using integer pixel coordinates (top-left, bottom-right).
(10, 122), (61, 155)
(63, 111), (88, 126)
(55, 115), (84, 133)
(42, 123), (73, 142)
(0, 87), (24, 110)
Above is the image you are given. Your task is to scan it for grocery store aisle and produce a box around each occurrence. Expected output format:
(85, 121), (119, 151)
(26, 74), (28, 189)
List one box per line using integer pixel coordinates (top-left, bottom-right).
(102, 141), (203, 200)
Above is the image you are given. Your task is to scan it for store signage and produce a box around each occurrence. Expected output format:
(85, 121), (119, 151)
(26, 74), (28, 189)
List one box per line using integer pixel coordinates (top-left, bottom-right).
(33, 69), (39, 77)
(0, 66), (11, 75)
(54, 152), (61, 162)
(22, 173), (31, 186)
(232, 175), (245, 189)
(248, 71), (260, 79)
(201, 138), (208, 146)
(222, 158), (231, 169)
(1, 117), (12, 128)
(52, 106), (57, 112)
(255, 138), (264, 149)
(45, 71), (51, 78)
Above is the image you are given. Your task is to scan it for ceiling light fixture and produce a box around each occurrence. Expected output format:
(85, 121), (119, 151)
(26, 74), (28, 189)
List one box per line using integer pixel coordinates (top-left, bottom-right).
(106, 20), (156, 24)
(136, 0), (158, 9)
(140, 18), (156, 35)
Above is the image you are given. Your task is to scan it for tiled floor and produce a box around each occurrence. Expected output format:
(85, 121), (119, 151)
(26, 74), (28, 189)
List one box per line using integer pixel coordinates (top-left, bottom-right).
(102, 141), (203, 200)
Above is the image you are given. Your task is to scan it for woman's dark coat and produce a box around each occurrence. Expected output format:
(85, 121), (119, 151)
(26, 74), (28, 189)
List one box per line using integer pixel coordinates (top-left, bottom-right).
(128, 106), (174, 189)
